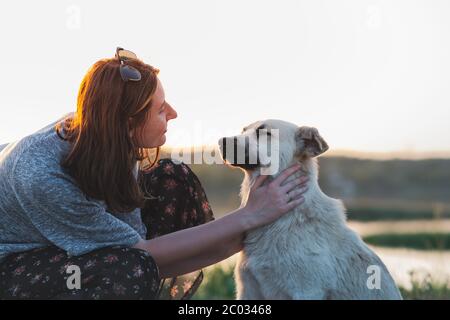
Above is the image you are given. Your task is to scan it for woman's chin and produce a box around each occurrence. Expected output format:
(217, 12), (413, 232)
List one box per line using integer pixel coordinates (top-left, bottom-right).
(159, 134), (166, 145)
(150, 136), (166, 148)
(141, 134), (166, 149)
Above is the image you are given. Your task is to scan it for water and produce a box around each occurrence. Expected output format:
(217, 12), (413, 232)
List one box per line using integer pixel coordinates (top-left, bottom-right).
(212, 220), (450, 289)
(348, 220), (450, 289)
(372, 246), (450, 289)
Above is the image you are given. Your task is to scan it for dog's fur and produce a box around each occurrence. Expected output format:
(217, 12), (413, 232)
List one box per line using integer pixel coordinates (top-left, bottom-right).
(219, 120), (402, 300)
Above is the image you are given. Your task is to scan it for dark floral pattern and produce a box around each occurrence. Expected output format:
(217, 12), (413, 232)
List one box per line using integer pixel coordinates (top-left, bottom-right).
(140, 159), (215, 299)
(0, 246), (159, 299)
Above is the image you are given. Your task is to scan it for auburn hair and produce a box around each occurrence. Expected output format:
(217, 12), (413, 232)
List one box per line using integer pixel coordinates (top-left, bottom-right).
(55, 57), (160, 213)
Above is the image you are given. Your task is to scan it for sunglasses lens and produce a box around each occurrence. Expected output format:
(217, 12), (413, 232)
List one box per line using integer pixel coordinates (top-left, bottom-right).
(117, 49), (138, 61)
(120, 65), (142, 81)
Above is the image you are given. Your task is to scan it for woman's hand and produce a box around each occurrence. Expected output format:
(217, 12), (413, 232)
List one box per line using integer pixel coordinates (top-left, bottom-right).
(241, 164), (309, 230)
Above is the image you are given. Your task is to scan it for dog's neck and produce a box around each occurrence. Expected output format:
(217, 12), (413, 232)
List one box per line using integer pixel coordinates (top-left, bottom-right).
(240, 157), (319, 206)
(240, 157), (344, 224)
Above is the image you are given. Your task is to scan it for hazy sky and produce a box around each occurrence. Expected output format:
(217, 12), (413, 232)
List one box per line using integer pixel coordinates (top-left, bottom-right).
(1, 0), (449, 153)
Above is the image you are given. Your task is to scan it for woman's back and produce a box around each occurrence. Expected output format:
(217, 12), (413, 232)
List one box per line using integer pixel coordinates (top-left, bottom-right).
(0, 114), (147, 263)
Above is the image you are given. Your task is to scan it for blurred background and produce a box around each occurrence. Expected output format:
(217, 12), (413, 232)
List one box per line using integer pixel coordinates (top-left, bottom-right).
(184, 153), (450, 299)
(1, 0), (449, 299)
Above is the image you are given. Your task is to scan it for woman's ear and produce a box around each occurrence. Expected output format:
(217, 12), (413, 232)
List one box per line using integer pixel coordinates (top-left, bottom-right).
(296, 126), (329, 158)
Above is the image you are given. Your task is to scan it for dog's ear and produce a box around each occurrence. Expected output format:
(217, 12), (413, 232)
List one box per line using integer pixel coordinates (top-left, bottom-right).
(296, 126), (329, 158)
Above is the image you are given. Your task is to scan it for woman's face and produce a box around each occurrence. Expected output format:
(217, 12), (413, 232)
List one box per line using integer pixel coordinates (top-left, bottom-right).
(133, 77), (178, 148)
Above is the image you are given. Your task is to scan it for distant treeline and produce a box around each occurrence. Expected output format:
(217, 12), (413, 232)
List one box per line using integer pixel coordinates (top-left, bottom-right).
(160, 150), (450, 220)
(318, 157), (450, 204)
(363, 233), (450, 250)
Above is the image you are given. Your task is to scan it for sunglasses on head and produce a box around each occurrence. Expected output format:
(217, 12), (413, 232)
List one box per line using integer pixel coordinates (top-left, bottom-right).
(115, 47), (142, 82)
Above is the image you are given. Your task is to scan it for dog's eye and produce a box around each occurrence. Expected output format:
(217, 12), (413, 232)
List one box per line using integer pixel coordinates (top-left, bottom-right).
(259, 130), (271, 136)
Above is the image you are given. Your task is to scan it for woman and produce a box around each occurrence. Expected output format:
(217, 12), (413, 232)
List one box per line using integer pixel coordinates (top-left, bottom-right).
(0, 48), (308, 299)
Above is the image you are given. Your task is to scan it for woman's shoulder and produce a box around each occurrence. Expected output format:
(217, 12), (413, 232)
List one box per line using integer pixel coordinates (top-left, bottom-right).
(1, 113), (74, 181)
(35, 112), (74, 136)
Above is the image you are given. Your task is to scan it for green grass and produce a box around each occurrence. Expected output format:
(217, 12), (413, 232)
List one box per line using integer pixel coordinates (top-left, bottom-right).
(192, 265), (236, 300)
(346, 207), (450, 221)
(399, 271), (450, 300)
(363, 233), (450, 250)
(192, 265), (450, 300)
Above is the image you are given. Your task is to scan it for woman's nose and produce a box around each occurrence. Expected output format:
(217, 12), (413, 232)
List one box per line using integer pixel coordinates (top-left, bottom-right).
(167, 105), (178, 120)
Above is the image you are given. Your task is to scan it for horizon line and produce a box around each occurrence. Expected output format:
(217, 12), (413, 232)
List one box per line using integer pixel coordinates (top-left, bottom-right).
(160, 145), (450, 161)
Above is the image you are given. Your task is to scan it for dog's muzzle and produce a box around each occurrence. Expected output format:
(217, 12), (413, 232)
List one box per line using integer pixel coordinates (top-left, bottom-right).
(219, 136), (260, 170)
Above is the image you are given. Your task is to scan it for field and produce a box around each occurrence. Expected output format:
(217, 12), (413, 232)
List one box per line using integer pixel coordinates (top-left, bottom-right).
(168, 152), (450, 300)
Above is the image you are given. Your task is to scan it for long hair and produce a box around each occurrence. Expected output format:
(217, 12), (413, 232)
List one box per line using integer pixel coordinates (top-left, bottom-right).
(55, 57), (160, 213)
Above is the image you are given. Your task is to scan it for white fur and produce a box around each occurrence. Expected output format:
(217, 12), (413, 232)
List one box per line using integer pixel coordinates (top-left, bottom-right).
(226, 120), (402, 300)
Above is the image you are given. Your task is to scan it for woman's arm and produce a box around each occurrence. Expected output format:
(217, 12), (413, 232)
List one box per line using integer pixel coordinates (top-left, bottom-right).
(159, 233), (244, 278)
(133, 164), (308, 278)
(133, 207), (247, 278)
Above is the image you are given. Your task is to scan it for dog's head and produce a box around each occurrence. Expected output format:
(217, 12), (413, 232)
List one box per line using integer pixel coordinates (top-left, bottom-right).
(218, 120), (329, 174)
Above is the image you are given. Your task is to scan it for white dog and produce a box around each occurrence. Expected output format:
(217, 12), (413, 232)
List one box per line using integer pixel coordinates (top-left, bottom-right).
(218, 120), (402, 300)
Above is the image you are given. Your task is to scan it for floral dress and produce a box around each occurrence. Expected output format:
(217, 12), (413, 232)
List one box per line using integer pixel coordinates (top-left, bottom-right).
(140, 158), (215, 299)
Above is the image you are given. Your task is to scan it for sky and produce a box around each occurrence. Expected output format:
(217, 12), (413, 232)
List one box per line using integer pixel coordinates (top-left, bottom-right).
(1, 0), (450, 155)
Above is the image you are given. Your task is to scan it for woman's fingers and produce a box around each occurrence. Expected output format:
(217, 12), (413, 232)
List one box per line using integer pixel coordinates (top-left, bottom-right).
(287, 186), (308, 199)
(280, 173), (298, 186)
(271, 163), (302, 186)
(281, 176), (309, 193)
(285, 196), (305, 211)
